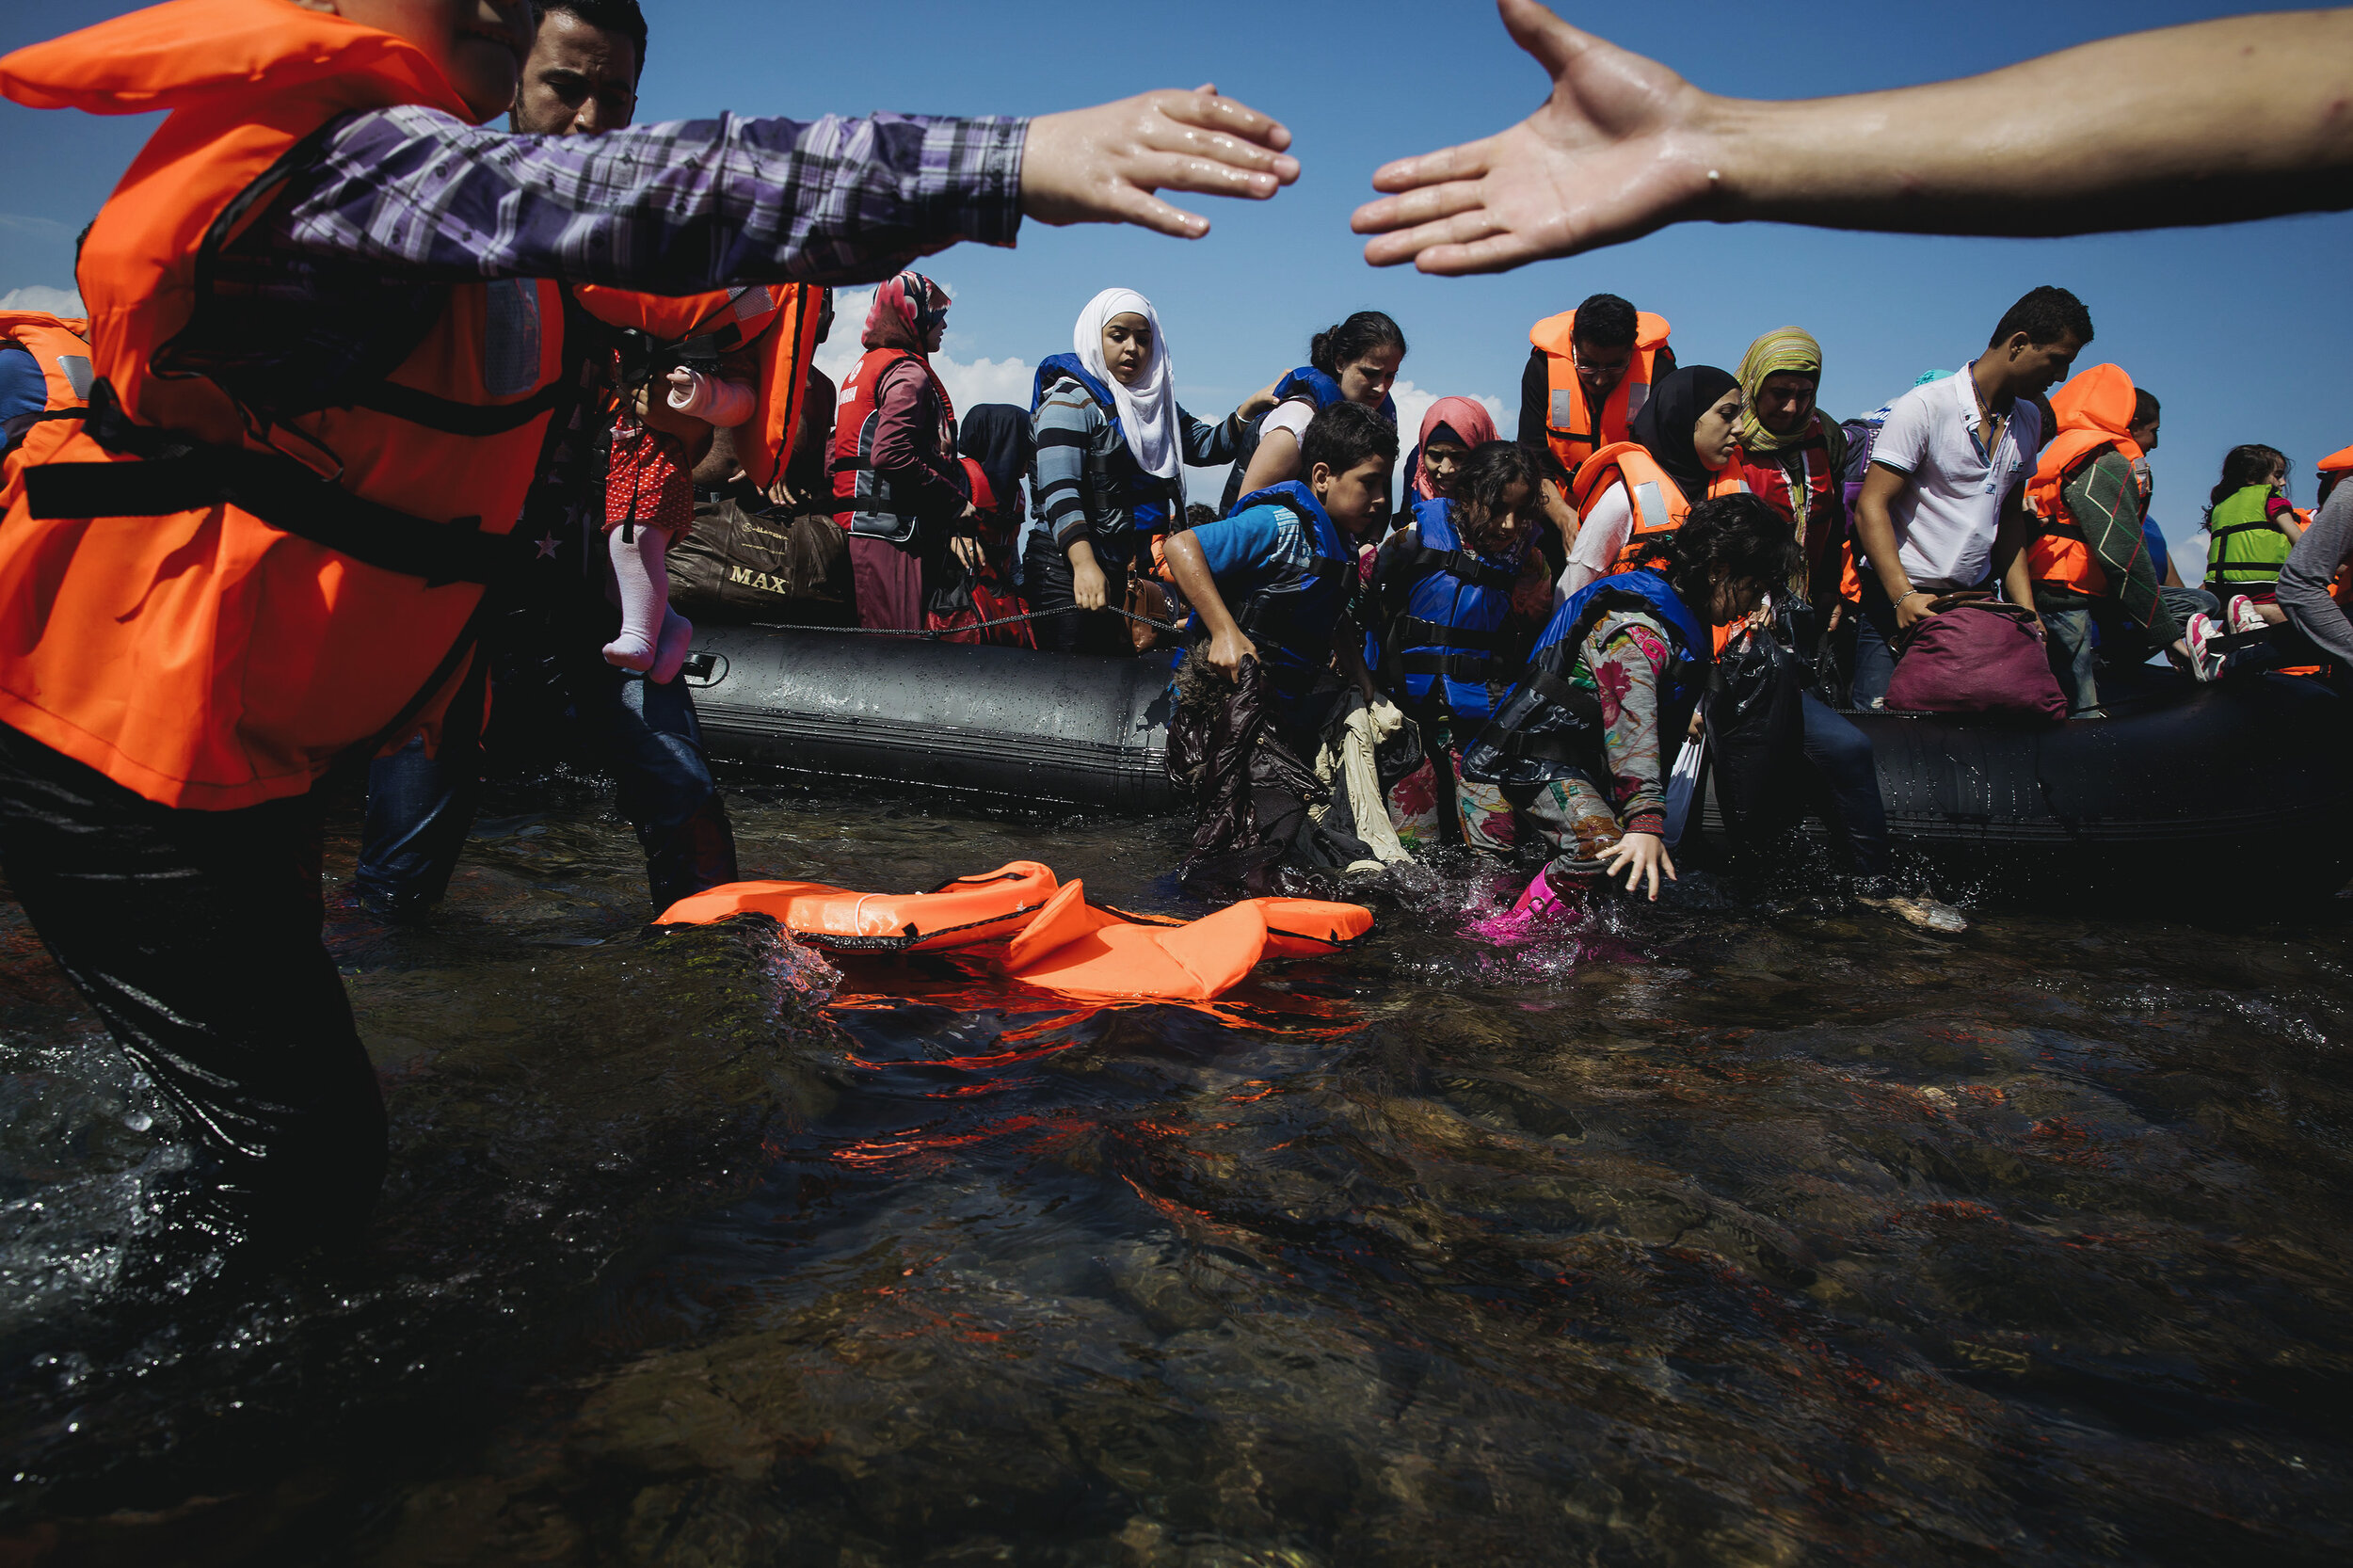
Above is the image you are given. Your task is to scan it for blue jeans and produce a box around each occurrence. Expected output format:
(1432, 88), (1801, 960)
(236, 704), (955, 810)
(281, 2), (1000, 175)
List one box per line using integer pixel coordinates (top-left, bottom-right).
(359, 658), (736, 920)
(1799, 690), (1890, 878)
(2040, 586), (2217, 713)
(1849, 573), (1901, 711)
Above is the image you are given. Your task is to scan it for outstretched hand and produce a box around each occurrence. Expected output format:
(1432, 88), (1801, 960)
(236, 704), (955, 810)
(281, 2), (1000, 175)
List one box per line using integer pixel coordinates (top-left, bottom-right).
(1024, 86), (1299, 239)
(1352, 0), (1717, 274)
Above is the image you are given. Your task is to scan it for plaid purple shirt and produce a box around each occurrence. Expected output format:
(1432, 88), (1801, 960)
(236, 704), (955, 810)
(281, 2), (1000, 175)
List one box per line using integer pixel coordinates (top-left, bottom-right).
(172, 105), (1024, 413)
(156, 104), (1024, 581)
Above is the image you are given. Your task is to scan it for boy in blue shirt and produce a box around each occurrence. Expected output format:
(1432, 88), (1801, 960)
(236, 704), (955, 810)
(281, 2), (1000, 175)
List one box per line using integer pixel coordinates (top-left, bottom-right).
(1163, 401), (1396, 751)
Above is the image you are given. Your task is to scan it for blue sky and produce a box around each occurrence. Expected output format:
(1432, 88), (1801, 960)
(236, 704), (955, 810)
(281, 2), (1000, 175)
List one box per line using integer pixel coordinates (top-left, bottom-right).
(4, 0), (2347, 556)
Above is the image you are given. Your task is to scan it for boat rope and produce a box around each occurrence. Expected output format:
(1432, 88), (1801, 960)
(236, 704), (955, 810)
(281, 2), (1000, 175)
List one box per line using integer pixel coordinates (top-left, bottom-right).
(752, 603), (1189, 642)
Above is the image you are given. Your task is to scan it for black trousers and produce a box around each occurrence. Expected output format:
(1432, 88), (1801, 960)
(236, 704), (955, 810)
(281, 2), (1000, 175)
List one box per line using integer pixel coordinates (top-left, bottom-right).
(1021, 534), (1135, 656)
(0, 724), (383, 1238)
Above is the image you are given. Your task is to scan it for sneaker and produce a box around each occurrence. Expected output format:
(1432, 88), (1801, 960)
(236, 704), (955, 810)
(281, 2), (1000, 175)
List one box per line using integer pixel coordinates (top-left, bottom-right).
(1858, 893), (1971, 934)
(2184, 613), (2230, 681)
(2227, 594), (2267, 635)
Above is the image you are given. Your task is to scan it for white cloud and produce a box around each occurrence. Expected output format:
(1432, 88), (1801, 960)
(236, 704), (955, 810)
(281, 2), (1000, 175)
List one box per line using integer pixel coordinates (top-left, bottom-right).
(1390, 379), (1507, 448)
(814, 290), (1508, 515)
(815, 286), (1036, 417)
(1, 285), (85, 316)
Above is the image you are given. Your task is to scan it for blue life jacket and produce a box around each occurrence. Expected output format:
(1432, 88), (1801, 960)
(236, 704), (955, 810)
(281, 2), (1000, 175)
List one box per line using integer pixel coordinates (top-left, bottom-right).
(1198, 480), (1355, 700)
(1369, 498), (1528, 724)
(1216, 367), (1401, 518)
(1030, 354), (1181, 542)
(1270, 364), (1400, 427)
(1459, 569), (1711, 785)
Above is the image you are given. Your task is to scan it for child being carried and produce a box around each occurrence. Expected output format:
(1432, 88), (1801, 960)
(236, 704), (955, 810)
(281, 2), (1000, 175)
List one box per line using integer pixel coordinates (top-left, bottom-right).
(603, 344), (760, 681)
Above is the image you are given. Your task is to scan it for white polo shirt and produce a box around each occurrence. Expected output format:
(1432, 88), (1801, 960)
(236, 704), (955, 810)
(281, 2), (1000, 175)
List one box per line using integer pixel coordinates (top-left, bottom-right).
(1867, 365), (2042, 591)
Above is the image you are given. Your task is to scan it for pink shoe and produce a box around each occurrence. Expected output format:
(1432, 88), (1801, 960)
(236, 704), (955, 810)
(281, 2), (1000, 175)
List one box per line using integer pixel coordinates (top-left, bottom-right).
(1465, 868), (1571, 944)
(2227, 595), (2267, 635)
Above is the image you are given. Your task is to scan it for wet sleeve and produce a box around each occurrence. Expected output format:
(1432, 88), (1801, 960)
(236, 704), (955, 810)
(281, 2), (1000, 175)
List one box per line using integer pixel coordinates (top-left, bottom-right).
(1518, 350), (1549, 448)
(2277, 486), (2353, 664)
(869, 362), (967, 518)
(1583, 616), (1670, 835)
(1193, 506), (1283, 582)
(273, 105), (1025, 290)
(2065, 452), (2174, 638)
(1031, 390), (1101, 550)
(1177, 405), (1242, 468)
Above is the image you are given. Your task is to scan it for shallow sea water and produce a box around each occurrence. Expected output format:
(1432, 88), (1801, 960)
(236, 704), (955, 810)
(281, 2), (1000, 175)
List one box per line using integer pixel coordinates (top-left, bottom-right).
(2, 776), (2351, 1566)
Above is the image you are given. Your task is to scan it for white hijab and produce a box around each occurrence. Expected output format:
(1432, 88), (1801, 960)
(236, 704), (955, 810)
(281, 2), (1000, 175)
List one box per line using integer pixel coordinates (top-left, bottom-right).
(1074, 287), (1180, 482)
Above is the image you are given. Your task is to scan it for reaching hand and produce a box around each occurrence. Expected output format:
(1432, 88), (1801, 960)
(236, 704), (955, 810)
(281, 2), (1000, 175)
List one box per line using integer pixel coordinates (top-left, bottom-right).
(950, 535), (984, 573)
(1071, 557), (1109, 612)
(1352, 0), (1716, 274)
(1206, 627), (1258, 680)
(1600, 830), (1677, 902)
(1023, 86), (1299, 239)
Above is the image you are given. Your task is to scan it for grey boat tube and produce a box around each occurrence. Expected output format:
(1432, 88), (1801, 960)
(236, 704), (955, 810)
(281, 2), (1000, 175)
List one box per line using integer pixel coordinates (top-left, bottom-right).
(680, 625), (1178, 813)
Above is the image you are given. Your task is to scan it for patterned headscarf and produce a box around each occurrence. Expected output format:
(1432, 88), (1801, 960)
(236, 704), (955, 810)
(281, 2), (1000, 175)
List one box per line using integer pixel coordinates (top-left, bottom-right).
(1734, 327), (1823, 456)
(862, 271), (949, 354)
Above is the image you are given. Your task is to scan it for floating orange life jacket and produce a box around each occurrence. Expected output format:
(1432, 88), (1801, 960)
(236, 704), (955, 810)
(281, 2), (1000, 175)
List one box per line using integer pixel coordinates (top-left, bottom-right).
(1001, 880), (1371, 1001)
(658, 861), (1059, 952)
(0, 0), (572, 810)
(831, 345), (958, 540)
(1574, 440), (1750, 577)
(572, 281), (824, 490)
(2025, 364), (2145, 599)
(1529, 309), (1670, 477)
(0, 312), (93, 458)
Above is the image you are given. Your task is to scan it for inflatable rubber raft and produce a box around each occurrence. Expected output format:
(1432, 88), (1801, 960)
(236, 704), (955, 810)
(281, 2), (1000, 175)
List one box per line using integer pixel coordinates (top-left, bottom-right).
(681, 626), (1176, 813)
(1703, 669), (2353, 892)
(684, 628), (2352, 883)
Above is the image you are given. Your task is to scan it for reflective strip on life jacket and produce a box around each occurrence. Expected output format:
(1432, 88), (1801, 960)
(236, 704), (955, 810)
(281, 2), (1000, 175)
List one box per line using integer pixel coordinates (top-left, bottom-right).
(1571, 441), (1748, 575)
(1529, 309), (1670, 476)
(0, 311), (93, 459)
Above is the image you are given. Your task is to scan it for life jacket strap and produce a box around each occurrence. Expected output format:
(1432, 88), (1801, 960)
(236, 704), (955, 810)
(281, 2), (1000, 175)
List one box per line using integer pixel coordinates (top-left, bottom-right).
(25, 383), (536, 588)
(1391, 615), (1506, 654)
(1396, 650), (1497, 680)
(2037, 517), (2090, 544)
(1399, 543), (1516, 593)
(350, 376), (565, 437)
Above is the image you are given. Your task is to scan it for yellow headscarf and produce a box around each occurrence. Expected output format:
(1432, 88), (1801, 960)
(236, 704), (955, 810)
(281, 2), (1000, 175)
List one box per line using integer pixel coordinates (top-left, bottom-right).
(1735, 327), (1824, 456)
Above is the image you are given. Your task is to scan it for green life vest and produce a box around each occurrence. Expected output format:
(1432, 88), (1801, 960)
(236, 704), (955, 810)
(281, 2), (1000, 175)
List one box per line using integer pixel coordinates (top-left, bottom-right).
(2206, 484), (2295, 587)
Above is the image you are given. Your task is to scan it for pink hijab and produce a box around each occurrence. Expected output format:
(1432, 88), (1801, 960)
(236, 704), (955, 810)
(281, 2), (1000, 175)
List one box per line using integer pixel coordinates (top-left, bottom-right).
(1410, 396), (1499, 502)
(862, 271), (949, 353)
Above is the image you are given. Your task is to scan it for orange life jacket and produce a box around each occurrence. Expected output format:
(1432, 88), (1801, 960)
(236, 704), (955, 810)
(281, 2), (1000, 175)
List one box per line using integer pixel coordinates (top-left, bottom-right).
(572, 282), (824, 489)
(0, 0), (572, 810)
(1000, 879), (1371, 1002)
(1529, 309), (1670, 476)
(832, 345), (958, 540)
(1573, 441), (1750, 576)
(2025, 364), (2145, 598)
(0, 312), (94, 456)
(658, 860), (1059, 952)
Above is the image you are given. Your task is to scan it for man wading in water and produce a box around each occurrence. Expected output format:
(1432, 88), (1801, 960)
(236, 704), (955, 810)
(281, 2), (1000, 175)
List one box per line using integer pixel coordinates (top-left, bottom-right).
(0, 0), (1301, 1248)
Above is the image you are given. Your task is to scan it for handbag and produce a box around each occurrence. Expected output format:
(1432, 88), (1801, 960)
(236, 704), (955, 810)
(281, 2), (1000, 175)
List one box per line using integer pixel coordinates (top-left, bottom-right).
(1884, 596), (2066, 720)
(668, 494), (852, 625)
